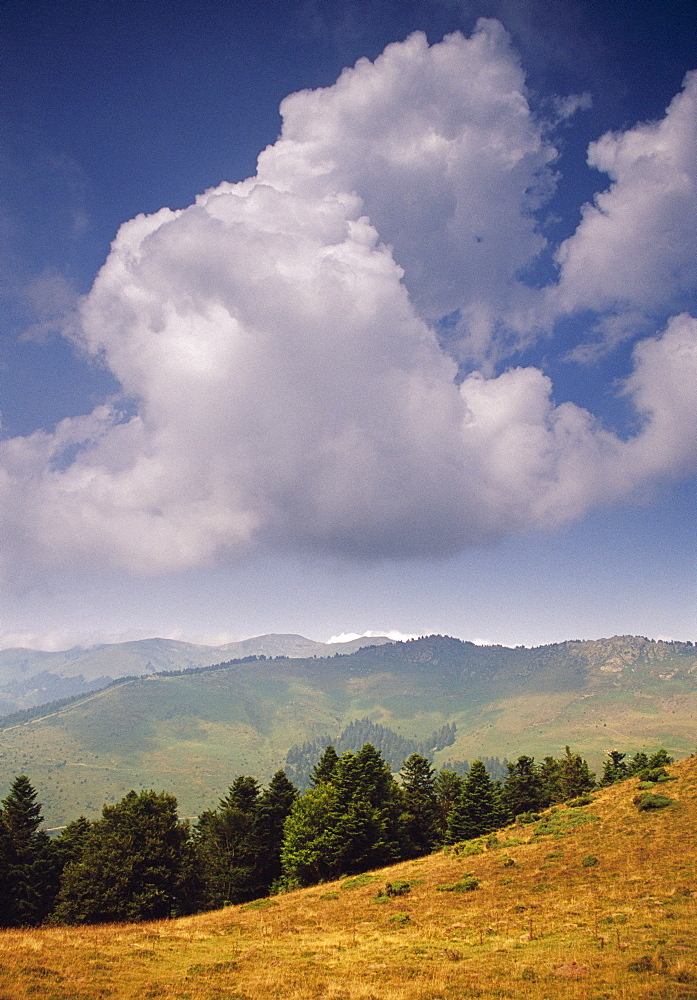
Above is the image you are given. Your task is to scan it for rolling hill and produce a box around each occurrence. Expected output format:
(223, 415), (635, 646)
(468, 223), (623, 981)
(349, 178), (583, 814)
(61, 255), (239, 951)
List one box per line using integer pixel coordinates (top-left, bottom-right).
(0, 756), (695, 1000)
(0, 632), (394, 715)
(0, 634), (695, 828)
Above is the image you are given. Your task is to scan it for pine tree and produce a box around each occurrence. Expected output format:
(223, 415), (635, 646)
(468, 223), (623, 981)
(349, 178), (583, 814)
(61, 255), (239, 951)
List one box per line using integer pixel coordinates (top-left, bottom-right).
(310, 745), (340, 786)
(53, 789), (198, 924)
(400, 754), (439, 856)
(434, 768), (463, 841)
(256, 770), (297, 890)
(446, 760), (496, 843)
(557, 747), (595, 799)
(0, 775), (58, 926)
(195, 777), (263, 907)
(502, 755), (544, 819)
(601, 750), (628, 786)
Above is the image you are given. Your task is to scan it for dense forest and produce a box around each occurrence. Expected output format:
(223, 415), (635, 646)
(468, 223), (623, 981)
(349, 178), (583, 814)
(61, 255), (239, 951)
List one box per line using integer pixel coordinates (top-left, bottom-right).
(0, 744), (672, 927)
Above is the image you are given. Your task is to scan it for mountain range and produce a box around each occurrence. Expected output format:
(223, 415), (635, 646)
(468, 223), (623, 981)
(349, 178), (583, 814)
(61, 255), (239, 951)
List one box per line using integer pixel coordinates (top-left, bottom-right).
(0, 633), (694, 828)
(0, 633), (394, 715)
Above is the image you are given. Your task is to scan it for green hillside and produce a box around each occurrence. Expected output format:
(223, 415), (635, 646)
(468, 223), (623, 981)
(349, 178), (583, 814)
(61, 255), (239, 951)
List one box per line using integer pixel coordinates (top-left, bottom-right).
(1, 757), (696, 1000)
(0, 634), (695, 827)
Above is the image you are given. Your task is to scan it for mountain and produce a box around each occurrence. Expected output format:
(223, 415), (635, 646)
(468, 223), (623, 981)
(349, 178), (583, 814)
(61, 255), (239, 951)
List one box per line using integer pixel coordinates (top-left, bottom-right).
(0, 633), (394, 715)
(1, 756), (695, 999)
(0, 633), (694, 828)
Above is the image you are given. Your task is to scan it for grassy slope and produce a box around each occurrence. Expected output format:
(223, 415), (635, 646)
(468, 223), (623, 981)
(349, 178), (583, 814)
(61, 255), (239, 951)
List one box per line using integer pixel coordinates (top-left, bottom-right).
(1, 636), (695, 827)
(1, 757), (695, 1000)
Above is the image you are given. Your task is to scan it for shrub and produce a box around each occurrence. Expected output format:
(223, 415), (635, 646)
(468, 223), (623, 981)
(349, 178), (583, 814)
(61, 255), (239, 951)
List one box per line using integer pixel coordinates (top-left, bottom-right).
(340, 873), (377, 890)
(379, 880), (411, 897)
(389, 911), (411, 924)
(515, 811), (541, 826)
(437, 876), (480, 892)
(633, 793), (674, 811)
(582, 854), (598, 867)
(567, 795), (593, 807)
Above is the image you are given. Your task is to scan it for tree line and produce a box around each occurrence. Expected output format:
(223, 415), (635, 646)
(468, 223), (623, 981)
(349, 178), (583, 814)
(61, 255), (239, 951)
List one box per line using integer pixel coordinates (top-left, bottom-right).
(0, 744), (672, 927)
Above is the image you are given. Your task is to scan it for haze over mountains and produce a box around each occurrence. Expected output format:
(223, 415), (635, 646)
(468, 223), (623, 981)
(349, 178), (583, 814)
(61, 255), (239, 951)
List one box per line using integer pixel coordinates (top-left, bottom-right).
(1, 633), (694, 828)
(0, 633), (395, 715)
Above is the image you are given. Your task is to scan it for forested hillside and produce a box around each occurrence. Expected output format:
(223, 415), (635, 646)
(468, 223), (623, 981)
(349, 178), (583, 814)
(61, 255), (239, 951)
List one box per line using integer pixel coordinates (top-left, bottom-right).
(0, 634), (694, 827)
(1, 754), (695, 1000)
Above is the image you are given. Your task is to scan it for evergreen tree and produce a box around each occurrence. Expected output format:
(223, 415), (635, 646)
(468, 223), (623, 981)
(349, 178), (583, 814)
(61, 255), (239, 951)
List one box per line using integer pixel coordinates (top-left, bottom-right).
(282, 744), (402, 885)
(557, 747), (596, 799)
(310, 745), (340, 786)
(601, 750), (629, 786)
(195, 776), (263, 907)
(400, 754), (439, 856)
(446, 760), (496, 843)
(434, 768), (463, 841)
(255, 770), (297, 890)
(0, 775), (58, 926)
(280, 783), (344, 885)
(502, 755), (544, 819)
(53, 789), (199, 924)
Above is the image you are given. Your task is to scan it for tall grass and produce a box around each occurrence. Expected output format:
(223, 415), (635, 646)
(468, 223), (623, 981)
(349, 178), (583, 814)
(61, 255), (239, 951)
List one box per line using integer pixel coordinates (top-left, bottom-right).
(1, 757), (695, 999)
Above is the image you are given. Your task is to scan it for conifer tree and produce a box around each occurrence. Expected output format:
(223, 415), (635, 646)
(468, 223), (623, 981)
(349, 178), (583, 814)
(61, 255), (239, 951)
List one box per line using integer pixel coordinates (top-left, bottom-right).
(310, 745), (340, 786)
(400, 754), (439, 856)
(434, 768), (463, 840)
(255, 770), (297, 889)
(0, 775), (58, 926)
(53, 789), (198, 924)
(601, 750), (629, 786)
(446, 760), (496, 842)
(502, 755), (544, 819)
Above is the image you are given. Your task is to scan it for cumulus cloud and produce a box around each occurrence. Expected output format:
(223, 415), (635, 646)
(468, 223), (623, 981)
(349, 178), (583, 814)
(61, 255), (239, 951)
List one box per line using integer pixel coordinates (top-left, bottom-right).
(0, 25), (696, 579)
(551, 71), (697, 346)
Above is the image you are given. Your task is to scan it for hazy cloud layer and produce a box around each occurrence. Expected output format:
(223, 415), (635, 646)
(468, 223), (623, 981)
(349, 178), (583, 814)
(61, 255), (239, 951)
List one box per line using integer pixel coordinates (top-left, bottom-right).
(1, 23), (696, 577)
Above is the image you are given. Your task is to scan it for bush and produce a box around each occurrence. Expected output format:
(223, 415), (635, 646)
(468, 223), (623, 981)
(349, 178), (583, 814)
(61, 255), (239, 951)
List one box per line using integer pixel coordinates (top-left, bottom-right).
(582, 854), (598, 867)
(633, 792), (674, 811)
(515, 811), (541, 826)
(437, 876), (479, 892)
(567, 795), (593, 807)
(380, 880), (411, 897)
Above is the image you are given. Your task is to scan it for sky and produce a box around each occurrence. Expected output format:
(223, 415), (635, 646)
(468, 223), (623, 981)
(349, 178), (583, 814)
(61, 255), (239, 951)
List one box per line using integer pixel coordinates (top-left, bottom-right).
(0, 0), (695, 651)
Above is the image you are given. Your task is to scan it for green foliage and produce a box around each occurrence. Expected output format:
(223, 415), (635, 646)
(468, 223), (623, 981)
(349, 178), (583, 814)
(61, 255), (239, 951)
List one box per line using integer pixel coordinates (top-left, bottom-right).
(375, 880), (411, 898)
(567, 794), (593, 807)
(582, 854), (598, 867)
(0, 775), (59, 926)
(445, 760), (498, 843)
(400, 754), (439, 856)
(389, 911), (411, 924)
(503, 756), (546, 819)
(282, 745), (404, 886)
(436, 876), (479, 892)
(52, 789), (200, 924)
(633, 792), (674, 811)
(340, 873), (378, 890)
(285, 719), (457, 788)
(433, 768), (462, 840)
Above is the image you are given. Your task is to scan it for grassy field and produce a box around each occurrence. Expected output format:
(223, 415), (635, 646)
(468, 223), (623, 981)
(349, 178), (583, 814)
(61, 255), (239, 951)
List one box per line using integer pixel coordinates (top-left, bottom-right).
(2, 635), (696, 827)
(1, 757), (695, 999)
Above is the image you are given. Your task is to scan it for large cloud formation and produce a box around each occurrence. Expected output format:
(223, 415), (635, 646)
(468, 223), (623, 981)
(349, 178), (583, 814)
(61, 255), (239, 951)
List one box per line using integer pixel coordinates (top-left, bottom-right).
(1, 20), (696, 576)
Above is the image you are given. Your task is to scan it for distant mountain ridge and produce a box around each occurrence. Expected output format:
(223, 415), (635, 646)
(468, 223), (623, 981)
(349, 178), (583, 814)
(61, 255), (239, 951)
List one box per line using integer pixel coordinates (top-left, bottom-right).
(0, 633), (394, 715)
(0, 632), (694, 827)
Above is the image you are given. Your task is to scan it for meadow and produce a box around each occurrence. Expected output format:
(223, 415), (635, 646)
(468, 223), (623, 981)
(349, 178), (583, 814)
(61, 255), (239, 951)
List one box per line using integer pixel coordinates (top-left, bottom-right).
(1, 756), (695, 1000)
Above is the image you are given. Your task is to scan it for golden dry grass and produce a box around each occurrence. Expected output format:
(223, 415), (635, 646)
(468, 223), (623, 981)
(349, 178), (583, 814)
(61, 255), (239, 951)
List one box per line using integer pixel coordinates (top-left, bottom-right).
(1, 758), (696, 1000)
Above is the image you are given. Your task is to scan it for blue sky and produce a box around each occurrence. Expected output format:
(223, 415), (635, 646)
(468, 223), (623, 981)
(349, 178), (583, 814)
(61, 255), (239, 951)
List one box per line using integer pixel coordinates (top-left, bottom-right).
(0, 0), (695, 650)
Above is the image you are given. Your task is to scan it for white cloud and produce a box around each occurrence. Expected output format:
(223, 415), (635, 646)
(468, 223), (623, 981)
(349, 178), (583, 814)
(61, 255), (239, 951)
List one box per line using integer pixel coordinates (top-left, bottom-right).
(256, 20), (557, 365)
(551, 71), (697, 336)
(0, 27), (696, 581)
(327, 630), (419, 644)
